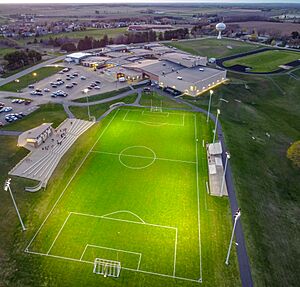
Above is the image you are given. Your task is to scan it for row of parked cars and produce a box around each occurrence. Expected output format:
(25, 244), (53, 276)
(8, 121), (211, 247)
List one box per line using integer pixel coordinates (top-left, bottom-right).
(51, 90), (68, 98)
(5, 112), (25, 123)
(11, 98), (31, 105)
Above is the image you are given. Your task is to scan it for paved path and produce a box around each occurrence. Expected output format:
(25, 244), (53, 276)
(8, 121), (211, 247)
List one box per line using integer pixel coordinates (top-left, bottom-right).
(63, 104), (75, 119)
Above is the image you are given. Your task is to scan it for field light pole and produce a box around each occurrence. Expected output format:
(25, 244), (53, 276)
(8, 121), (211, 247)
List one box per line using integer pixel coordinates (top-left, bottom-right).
(207, 89), (214, 123)
(4, 178), (26, 231)
(213, 109), (220, 143)
(220, 152), (230, 197)
(225, 208), (241, 265)
(84, 88), (91, 120)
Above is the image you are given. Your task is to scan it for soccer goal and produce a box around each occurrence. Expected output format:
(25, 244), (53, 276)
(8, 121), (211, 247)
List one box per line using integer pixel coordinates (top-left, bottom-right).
(150, 99), (163, 112)
(93, 258), (121, 278)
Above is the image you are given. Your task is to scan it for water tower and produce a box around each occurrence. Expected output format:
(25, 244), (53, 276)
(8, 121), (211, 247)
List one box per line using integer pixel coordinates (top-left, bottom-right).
(216, 22), (226, 39)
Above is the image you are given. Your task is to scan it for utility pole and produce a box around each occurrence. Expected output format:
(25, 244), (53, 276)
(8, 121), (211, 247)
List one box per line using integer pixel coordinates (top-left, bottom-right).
(207, 89), (214, 123)
(225, 208), (241, 265)
(220, 152), (230, 196)
(4, 178), (26, 231)
(213, 109), (220, 143)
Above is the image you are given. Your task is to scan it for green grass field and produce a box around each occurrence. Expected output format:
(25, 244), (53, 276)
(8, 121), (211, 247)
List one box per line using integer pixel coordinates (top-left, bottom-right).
(16, 28), (127, 44)
(17, 107), (239, 286)
(165, 38), (261, 58)
(223, 50), (300, 72)
(0, 66), (62, 92)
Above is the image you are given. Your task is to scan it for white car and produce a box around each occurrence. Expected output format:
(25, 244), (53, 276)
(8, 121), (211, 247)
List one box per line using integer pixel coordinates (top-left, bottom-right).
(44, 88), (50, 92)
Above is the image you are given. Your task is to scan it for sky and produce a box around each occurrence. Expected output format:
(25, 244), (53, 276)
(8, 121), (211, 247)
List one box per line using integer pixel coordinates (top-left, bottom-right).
(0, 0), (299, 4)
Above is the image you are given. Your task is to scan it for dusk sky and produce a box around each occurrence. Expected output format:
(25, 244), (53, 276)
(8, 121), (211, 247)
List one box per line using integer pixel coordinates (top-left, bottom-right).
(1, 0), (299, 4)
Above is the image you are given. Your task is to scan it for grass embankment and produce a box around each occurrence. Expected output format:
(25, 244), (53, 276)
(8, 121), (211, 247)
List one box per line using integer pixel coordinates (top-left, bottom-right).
(1, 103), (67, 131)
(72, 87), (131, 103)
(70, 93), (138, 120)
(0, 66), (62, 92)
(166, 38), (261, 58)
(223, 50), (300, 72)
(181, 72), (300, 286)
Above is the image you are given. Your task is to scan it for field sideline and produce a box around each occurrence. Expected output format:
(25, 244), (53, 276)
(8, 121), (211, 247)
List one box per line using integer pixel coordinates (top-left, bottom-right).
(21, 107), (240, 286)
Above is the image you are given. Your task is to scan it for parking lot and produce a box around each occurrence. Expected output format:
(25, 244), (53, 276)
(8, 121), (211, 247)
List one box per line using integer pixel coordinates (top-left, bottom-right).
(21, 63), (130, 101)
(0, 97), (38, 126)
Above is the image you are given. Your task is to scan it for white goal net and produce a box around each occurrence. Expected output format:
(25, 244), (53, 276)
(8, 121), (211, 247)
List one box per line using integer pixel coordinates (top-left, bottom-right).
(93, 258), (121, 278)
(150, 99), (163, 112)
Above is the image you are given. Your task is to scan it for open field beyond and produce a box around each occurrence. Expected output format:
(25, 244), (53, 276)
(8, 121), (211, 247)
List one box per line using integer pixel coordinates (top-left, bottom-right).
(165, 38), (261, 58)
(223, 50), (300, 72)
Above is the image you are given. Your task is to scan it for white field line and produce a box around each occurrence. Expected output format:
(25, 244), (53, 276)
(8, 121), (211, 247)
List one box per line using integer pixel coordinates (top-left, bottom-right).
(80, 244), (89, 261)
(101, 210), (146, 224)
(70, 211), (177, 231)
(194, 114), (203, 282)
(123, 109), (184, 127)
(173, 228), (178, 277)
(47, 213), (71, 254)
(25, 110), (120, 252)
(25, 250), (200, 283)
(122, 108), (184, 117)
(137, 253), (142, 271)
(91, 150), (196, 165)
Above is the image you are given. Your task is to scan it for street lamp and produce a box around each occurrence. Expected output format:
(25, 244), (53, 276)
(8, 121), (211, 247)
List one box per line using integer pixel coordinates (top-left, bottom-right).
(220, 152), (230, 196)
(3, 178), (26, 231)
(15, 79), (20, 83)
(213, 109), (220, 143)
(207, 89), (214, 123)
(32, 72), (37, 77)
(83, 88), (91, 120)
(225, 208), (241, 265)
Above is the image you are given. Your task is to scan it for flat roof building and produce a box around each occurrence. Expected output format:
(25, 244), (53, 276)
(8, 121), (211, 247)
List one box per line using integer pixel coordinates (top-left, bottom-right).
(160, 52), (208, 67)
(159, 66), (227, 97)
(65, 52), (92, 64)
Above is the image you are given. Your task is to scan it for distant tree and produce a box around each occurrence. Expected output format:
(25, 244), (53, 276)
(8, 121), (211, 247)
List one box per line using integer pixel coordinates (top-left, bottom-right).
(287, 141), (300, 168)
(61, 42), (77, 52)
(291, 31), (299, 39)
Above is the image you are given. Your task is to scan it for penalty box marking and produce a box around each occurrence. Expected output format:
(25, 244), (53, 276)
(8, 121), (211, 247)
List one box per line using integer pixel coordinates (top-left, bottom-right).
(122, 109), (185, 127)
(80, 244), (142, 271)
(44, 211), (178, 277)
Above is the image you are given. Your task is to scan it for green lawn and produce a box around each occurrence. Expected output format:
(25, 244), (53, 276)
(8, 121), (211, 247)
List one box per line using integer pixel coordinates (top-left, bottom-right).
(0, 47), (17, 57)
(165, 38), (261, 58)
(180, 72), (300, 286)
(223, 50), (300, 72)
(73, 87), (131, 103)
(1, 103), (67, 131)
(20, 107), (239, 286)
(140, 91), (192, 110)
(16, 28), (127, 44)
(0, 66), (62, 92)
(70, 93), (138, 120)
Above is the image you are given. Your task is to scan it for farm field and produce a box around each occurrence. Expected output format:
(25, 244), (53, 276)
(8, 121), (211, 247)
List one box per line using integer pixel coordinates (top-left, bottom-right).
(223, 50), (300, 72)
(16, 28), (127, 44)
(165, 38), (261, 58)
(13, 107), (240, 286)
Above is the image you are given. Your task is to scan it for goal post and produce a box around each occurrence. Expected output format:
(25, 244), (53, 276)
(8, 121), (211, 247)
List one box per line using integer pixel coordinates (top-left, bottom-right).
(93, 258), (121, 278)
(150, 99), (163, 112)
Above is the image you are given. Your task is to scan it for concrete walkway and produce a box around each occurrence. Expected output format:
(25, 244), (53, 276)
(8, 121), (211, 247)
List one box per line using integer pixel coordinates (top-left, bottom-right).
(0, 130), (22, 136)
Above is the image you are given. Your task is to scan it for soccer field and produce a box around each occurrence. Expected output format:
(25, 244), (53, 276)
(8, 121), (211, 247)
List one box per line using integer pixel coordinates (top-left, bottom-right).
(24, 107), (240, 286)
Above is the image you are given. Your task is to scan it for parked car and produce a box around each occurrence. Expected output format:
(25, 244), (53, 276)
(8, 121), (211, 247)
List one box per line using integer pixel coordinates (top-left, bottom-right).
(80, 76), (86, 80)
(94, 86), (101, 90)
(95, 80), (101, 84)
(72, 82), (78, 86)
(44, 88), (50, 92)
(0, 107), (13, 113)
(66, 84), (73, 89)
(28, 85), (35, 89)
(24, 100), (31, 105)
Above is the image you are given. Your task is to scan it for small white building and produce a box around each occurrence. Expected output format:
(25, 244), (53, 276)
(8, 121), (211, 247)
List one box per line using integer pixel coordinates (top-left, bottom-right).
(65, 52), (92, 64)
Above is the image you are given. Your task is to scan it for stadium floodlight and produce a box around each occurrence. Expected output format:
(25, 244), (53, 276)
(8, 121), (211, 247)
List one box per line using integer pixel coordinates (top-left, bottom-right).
(207, 89), (214, 123)
(213, 109), (220, 143)
(3, 178), (26, 231)
(225, 208), (241, 265)
(220, 152), (230, 197)
(83, 88), (91, 119)
(93, 258), (121, 278)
